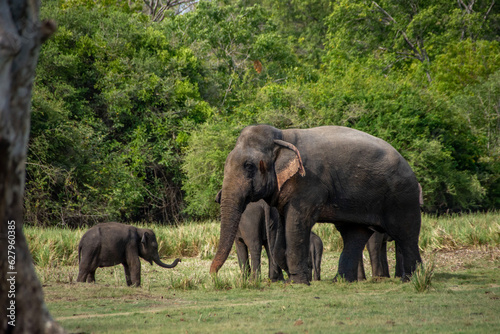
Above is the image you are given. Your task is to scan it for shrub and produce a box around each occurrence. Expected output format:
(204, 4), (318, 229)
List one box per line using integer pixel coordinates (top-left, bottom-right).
(411, 258), (436, 293)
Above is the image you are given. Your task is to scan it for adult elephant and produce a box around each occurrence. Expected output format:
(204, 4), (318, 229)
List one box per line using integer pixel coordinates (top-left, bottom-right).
(210, 125), (422, 284)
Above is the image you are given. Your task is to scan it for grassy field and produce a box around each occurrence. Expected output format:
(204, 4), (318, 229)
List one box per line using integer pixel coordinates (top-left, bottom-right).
(29, 212), (500, 333)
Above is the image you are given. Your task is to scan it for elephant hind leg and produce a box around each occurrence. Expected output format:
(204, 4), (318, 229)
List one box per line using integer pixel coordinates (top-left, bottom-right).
(335, 224), (374, 282)
(384, 210), (422, 280)
(123, 263), (133, 286)
(77, 246), (99, 283)
(76, 261), (87, 282)
(397, 240), (422, 281)
(88, 269), (96, 283)
(76, 270), (87, 283)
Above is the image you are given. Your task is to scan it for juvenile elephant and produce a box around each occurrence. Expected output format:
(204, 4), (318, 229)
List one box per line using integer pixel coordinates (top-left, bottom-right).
(359, 231), (398, 279)
(274, 227), (324, 282)
(77, 222), (181, 287)
(215, 191), (283, 281)
(210, 125), (422, 284)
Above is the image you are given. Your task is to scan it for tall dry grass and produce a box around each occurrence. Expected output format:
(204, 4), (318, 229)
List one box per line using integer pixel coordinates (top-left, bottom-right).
(24, 211), (499, 268)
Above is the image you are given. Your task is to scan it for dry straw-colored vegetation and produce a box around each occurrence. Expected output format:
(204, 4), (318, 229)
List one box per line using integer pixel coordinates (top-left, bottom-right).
(26, 212), (499, 268)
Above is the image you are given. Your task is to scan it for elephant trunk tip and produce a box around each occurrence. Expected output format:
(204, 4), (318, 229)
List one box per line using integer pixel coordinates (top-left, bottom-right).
(154, 257), (181, 269)
(210, 260), (222, 275)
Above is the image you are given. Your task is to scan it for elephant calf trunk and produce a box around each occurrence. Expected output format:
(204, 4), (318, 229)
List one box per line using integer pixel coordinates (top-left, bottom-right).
(154, 257), (181, 268)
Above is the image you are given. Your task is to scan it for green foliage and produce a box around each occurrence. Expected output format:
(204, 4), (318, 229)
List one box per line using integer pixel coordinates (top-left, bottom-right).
(30, 0), (500, 225)
(432, 40), (500, 94)
(30, 2), (209, 225)
(181, 122), (240, 218)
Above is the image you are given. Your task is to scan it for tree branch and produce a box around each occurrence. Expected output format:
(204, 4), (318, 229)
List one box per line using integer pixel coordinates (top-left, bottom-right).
(372, 1), (432, 82)
(483, 0), (495, 20)
(372, 1), (420, 60)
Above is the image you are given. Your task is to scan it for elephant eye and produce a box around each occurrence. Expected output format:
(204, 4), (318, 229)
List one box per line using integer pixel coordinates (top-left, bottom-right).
(244, 162), (257, 177)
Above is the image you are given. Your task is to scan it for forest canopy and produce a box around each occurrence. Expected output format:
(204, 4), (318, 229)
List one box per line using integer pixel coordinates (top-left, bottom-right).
(29, 0), (499, 226)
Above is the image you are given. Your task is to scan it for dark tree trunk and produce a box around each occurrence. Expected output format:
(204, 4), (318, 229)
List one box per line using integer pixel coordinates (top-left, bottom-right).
(0, 1), (63, 333)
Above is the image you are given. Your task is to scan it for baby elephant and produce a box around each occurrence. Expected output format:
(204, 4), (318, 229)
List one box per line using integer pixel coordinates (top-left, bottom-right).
(308, 231), (323, 281)
(77, 222), (181, 287)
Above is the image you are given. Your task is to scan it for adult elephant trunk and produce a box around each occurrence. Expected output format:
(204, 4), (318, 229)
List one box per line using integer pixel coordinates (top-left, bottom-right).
(154, 255), (181, 268)
(210, 195), (245, 274)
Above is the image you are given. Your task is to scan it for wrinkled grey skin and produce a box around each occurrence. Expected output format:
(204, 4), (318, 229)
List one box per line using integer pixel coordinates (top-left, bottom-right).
(308, 231), (323, 281)
(210, 125), (422, 284)
(77, 222), (181, 286)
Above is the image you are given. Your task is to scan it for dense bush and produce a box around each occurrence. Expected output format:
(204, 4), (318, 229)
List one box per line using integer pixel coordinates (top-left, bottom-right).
(28, 0), (499, 225)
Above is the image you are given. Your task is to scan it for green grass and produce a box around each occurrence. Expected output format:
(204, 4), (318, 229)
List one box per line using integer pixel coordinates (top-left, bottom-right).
(27, 212), (500, 333)
(39, 249), (499, 333)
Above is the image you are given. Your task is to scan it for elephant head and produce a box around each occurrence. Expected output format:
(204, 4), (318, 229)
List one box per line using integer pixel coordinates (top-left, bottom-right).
(138, 229), (181, 268)
(210, 125), (305, 274)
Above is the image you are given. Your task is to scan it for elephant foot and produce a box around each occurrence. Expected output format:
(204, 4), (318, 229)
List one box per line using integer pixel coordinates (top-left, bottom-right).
(334, 272), (358, 283)
(400, 274), (412, 282)
(271, 276), (286, 283)
(287, 273), (310, 285)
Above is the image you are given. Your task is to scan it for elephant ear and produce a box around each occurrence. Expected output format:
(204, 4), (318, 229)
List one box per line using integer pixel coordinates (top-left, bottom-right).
(273, 139), (306, 191)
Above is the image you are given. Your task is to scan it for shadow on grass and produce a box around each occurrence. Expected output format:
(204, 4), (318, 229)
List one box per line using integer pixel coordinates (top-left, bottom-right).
(433, 272), (493, 287)
(434, 273), (478, 281)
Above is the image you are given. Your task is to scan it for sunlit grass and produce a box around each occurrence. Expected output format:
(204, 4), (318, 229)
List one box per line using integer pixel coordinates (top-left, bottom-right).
(25, 211), (500, 268)
(419, 211), (500, 250)
(39, 249), (500, 334)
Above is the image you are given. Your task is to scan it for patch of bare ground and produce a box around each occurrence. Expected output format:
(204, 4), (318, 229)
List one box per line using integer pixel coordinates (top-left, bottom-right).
(429, 246), (499, 272)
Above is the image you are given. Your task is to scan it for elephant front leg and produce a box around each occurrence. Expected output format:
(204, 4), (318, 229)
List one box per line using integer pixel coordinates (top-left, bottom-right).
(125, 247), (142, 287)
(283, 208), (313, 285)
(335, 224), (374, 282)
(235, 239), (251, 278)
(123, 263), (133, 286)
